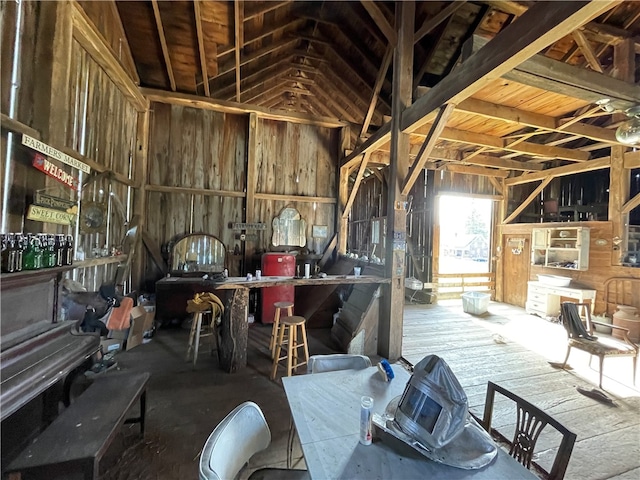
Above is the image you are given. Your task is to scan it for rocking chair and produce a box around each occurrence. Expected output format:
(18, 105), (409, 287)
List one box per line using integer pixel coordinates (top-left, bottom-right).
(560, 302), (638, 389)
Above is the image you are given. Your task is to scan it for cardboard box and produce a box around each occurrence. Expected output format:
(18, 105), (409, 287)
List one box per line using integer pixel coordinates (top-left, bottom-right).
(100, 338), (123, 353)
(126, 306), (147, 350)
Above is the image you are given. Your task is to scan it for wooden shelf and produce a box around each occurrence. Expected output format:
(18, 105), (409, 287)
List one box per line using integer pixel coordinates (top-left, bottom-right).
(1, 264), (74, 281)
(73, 255), (127, 268)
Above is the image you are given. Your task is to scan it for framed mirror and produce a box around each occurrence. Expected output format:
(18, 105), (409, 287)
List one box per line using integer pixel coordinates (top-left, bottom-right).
(272, 207), (306, 247)
(170, 233), (226, 275)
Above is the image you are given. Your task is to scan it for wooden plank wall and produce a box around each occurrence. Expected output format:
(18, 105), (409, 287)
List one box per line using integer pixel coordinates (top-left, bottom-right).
(66, 39), (139, 290)
(502, 221), (640, 315)
(1, 2), (140, 291)
(144, 105), (338, 282)
(146, 102), (246, 274)
(348, 176), (386, 257)
(255, 119), (337, 255)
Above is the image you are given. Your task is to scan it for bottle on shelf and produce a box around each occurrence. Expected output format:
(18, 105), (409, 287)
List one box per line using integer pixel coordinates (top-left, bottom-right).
(22, 234), (37, 270)
(1, 234), (18, 273)
(42, 234), (55, 268)
(63, 235), (74, 265)
(15, 234), (23, 272)
(55, 234), (64, 267)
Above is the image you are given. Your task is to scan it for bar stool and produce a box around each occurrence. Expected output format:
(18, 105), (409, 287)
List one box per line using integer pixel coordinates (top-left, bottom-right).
(270, 316), (309, 380)
(269, 301), (294, 359)
(186, 310), (216, 367)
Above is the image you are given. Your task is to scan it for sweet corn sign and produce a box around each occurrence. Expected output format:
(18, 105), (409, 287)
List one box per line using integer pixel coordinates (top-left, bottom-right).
(27, 204), (76, 226)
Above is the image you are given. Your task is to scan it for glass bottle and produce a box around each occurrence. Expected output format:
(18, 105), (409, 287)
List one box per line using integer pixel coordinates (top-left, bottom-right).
(34, 234), (44, 269)
(63, 235), (74, 265)
(43, 234), (56, 268)
(55, 234), (64, 267)
(14, 234), (23, 272)
(1, 234), (16, 273)
(22, 235), (37, 270)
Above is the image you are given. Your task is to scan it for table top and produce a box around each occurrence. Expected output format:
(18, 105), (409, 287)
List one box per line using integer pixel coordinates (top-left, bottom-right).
(283, 366), (537, 480)
(157, 274), (389, 289)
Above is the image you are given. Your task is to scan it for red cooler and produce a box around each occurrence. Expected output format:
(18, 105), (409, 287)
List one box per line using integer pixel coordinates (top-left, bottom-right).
(261, 253), (296, 323)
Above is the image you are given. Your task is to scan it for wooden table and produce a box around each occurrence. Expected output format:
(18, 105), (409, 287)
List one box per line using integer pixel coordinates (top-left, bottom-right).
(282, 365), (537, 480)
(156, 275), (389, 372)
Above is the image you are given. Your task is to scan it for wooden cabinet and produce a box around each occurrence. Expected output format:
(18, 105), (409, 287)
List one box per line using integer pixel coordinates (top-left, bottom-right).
(531, 227), (590, 270)
(525, 281), (596, 318)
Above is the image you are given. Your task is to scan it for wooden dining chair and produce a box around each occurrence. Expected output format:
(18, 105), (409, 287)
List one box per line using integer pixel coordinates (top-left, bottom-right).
(560, 302), (638, 389)
(475, 382), (576, 480)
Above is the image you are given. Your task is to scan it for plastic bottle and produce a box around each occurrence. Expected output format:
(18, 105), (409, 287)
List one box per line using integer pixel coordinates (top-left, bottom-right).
(359, 396), (373, 445)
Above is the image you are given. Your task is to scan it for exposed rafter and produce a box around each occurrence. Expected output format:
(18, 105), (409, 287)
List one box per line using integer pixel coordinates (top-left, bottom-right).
(360, 1), (397, 46)
(193, 0), (210, 96)
(234, 0), (244, 102)
(151, 0), (176, 91)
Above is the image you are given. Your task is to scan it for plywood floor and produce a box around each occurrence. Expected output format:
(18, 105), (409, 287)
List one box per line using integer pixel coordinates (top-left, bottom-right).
(402, 300), (640, 480)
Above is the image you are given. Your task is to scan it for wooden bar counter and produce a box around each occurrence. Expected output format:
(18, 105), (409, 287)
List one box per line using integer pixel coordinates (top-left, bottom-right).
(156, 275), (389, 372)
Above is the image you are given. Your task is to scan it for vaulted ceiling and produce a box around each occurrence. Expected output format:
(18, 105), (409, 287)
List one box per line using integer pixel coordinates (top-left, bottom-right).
(107, 1), (640, 172)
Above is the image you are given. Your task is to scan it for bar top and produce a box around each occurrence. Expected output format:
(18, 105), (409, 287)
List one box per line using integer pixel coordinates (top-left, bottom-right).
(156, 274), (390, 290)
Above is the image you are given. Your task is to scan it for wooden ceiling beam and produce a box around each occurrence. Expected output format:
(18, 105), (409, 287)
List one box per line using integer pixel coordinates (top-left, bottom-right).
(459, 154), (544, 171)
(402, 104), (455, 196)
(218, 58), (293, 99)
(571, 29), (604, 73)
(452, 97), (619, 144)
(318, 66), (371, 119)
(215, 37), (298, 78)
(143, 88), (347, 128)
(414, 1), (466, 43)
(151, 0), (176, 91)
(308, 85), (360, 124)
(503, 177), (552, 223)
(342, 152), (373, 219)
(244, 17), (306, 48)
(306, 95), (339, 119)
(506, 156), (611, 186)
(244, 1), (291, 21)
(193, 0), (210, 97)
(360, 45), (393, 139)
(413, 124), (591, 162)
(401, 1), (621, 134)
(445, 164), (511, 178)
(234, 0), (244, 102)
(468, 35), (639, 112)
(360, 1), (397, 46)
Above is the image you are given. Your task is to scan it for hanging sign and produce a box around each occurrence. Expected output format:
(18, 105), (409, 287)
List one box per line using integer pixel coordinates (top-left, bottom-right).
(22, 134), (91, 173)
(34, 192), (76, 211)
(26, 204), (76, 226)
(32, 154), (79, 191)
(232, 222), (266, 230)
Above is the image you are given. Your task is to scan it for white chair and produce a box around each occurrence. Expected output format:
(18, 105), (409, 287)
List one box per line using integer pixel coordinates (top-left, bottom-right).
(199, 401), (309, 480)
(307, 354), (372, 374)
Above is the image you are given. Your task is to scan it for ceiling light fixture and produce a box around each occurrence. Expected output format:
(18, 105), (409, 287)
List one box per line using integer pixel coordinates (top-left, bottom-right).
(615, 106), (640, 146)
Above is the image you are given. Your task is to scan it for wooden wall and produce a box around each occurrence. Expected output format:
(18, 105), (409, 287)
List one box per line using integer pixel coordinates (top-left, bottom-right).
(144, 103), (339, 281)
(146, 102), (247, 261)
(1, 2), (142, 291)
(500, 221), (640, 315)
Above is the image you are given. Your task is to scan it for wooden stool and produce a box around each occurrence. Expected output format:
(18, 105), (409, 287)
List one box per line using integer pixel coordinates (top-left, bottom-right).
(269, 301), (294, 358)
(271, 316), (309, 380)
(186, 310), (216, 367)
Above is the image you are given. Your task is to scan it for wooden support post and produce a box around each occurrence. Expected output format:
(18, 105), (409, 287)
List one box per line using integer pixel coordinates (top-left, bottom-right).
(609, 38), (633, 265)
(338, 125), (351, 254)
(380, 1), (414, 361)
(131, 110), (150, 291)
(244, 113), (258, 270)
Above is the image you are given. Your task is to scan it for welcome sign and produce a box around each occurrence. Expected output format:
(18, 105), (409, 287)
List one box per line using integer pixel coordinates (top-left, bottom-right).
(32, 154), (79, 191)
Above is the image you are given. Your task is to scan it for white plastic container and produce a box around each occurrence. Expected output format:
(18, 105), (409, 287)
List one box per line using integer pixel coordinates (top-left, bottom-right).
(462, 292), (490, 315)
(360, 396), (373, 445)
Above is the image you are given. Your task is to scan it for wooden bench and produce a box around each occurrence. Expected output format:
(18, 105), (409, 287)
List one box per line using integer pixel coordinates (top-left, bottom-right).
(6, 371), (150, 480)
